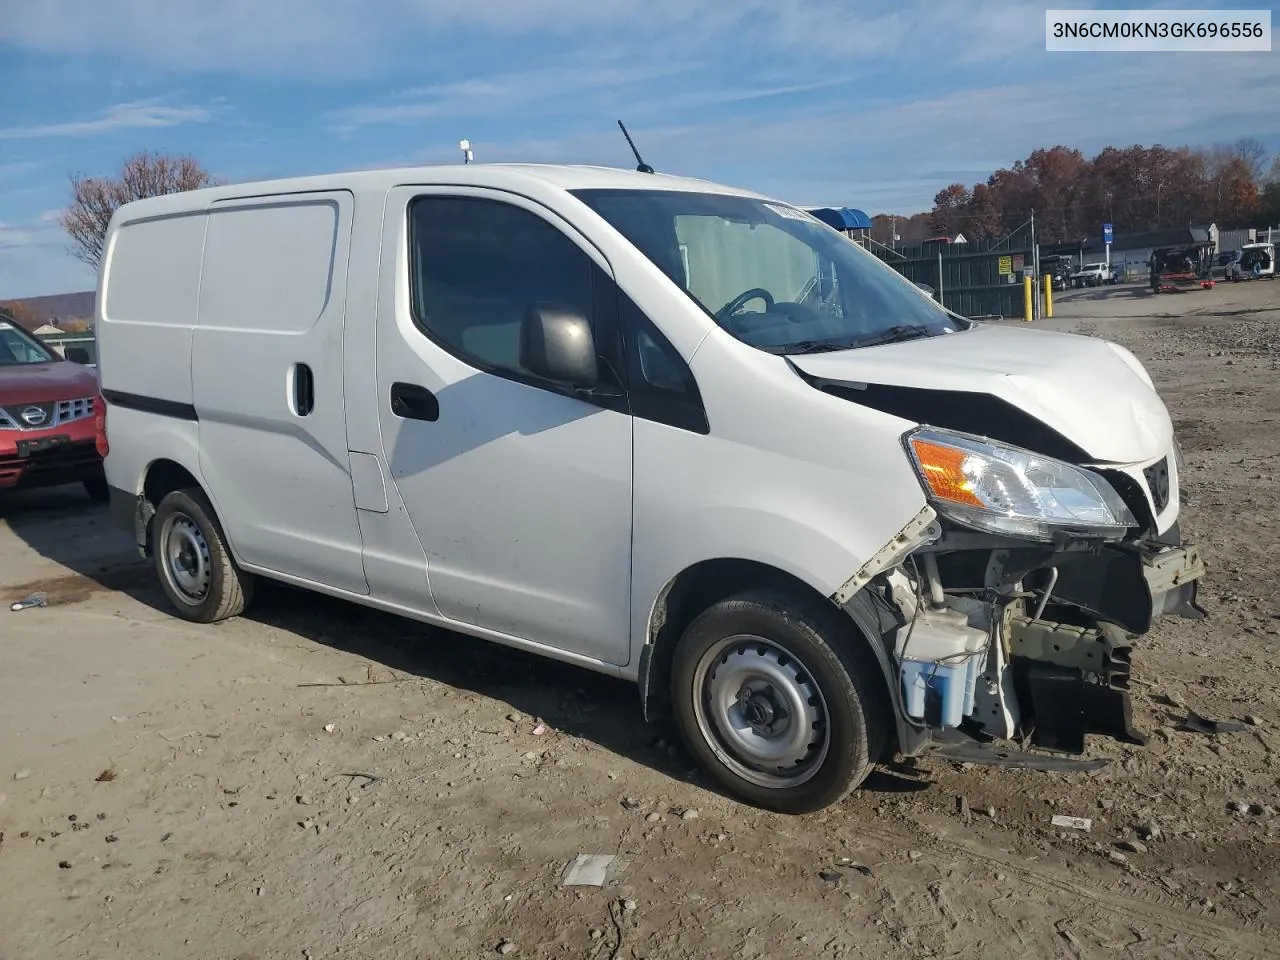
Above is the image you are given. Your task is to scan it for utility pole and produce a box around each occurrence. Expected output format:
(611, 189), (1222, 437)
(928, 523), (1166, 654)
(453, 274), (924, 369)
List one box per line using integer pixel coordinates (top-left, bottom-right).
(938, 245), (944, 308)
(1030, 208), (1040, 321)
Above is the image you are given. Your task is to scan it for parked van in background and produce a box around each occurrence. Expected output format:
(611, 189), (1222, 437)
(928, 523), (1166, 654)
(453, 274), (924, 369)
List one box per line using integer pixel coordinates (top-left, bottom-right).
(1236, 241), (1275, 280)
(95, 164), (1205, 813)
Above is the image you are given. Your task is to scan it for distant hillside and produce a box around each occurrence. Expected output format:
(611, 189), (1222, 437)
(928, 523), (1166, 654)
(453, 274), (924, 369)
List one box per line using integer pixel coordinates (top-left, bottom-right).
(0, 291), (95, 329)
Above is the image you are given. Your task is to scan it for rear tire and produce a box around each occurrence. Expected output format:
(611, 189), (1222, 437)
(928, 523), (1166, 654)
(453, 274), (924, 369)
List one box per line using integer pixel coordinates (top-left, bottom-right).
(152, 488), (253, 623)
(670, 588), (888, 814)
(83, 476), (109, 503)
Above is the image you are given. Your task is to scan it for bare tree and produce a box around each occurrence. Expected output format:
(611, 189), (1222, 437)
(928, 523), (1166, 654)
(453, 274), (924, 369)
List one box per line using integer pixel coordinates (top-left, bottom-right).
(1228, 137), (1269, 184)
(59, 151), (220, 268)
(1265, 156), (1280, 186)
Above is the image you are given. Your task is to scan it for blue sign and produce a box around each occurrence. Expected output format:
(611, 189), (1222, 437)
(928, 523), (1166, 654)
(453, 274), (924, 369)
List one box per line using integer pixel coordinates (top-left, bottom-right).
(1103, 223), (1113, 245)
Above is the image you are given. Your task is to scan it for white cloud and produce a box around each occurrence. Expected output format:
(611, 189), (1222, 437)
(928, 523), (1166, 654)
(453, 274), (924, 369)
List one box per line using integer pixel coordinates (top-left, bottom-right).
(0, 0), (1063, 76)
(0, 247), (95, 300)
(1, 0), (385, 75)
(3, 0), (1276, 295)
(0, 100), (210, 141)
(337, 70), (871, 136)
(0, 161), (43, 181)
(329, 60), (699, 133)
(0, 221), (53, 251)
(364, 47), (1278, 213)
(0, 212), (94, 298)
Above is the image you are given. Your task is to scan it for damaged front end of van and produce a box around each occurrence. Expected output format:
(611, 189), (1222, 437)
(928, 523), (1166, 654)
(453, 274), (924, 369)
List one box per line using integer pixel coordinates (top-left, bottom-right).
(793, 333), (1206, 761)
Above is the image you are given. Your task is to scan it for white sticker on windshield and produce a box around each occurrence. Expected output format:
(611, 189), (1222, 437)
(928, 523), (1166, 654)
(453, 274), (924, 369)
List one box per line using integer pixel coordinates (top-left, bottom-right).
(765, 203), (817, 223)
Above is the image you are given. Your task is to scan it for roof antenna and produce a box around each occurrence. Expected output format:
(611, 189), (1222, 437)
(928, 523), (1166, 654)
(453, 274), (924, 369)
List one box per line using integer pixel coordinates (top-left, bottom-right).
(617, 120), (654, 174)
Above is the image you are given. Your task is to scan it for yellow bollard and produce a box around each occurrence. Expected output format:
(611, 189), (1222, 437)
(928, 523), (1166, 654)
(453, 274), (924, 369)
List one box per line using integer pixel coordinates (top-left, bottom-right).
(1042, 274), (1053, 318)
(1023, 275), (1033, 322)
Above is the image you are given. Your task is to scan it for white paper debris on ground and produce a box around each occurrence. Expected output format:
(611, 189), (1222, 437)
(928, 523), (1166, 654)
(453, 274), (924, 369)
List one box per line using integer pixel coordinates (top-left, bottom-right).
(1050, 814), (1092, 832)
(561, 854), (627, 887)
(9, 593), (47, 612)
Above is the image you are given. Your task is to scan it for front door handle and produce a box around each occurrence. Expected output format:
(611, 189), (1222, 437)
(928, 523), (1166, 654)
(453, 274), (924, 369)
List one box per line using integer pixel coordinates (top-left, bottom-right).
(390, 382), (440, 422)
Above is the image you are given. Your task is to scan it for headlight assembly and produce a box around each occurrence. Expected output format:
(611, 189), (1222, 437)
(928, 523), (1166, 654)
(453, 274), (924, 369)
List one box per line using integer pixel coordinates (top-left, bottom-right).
(906, 427), (1136, 542)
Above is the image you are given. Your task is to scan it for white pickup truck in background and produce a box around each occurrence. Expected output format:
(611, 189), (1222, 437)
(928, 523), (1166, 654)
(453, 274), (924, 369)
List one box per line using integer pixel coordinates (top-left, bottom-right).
(1071, 263), (1117, 287)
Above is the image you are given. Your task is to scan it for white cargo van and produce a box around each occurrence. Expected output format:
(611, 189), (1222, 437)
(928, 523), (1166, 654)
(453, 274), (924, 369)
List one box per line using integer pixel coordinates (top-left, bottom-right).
(1237, 241), (1275, 280)
(95, 164), (1205, 813)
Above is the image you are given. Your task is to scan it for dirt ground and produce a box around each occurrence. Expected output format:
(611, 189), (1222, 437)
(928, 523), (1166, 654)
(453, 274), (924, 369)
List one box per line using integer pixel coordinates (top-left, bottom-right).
(2, 277), (1279, 960)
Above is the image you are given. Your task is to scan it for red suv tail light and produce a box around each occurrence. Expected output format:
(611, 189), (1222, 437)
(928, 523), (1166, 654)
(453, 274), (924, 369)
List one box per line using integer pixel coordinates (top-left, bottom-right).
(94, 395), (109, 459)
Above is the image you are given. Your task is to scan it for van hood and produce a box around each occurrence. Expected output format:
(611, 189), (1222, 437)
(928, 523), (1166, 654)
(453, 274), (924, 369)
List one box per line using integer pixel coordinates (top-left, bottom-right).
(790, 324), (1171, 465)
(0, 361), (100, 406)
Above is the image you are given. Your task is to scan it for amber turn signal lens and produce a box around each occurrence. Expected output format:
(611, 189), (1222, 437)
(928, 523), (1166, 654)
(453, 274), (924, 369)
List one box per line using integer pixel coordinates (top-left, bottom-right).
(909, 437), (984, 507)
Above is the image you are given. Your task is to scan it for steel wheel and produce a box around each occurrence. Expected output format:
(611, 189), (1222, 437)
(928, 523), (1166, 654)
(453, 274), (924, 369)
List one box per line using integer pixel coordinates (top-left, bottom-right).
(691, 634), (829, 789)
(159, 511), (212, 605)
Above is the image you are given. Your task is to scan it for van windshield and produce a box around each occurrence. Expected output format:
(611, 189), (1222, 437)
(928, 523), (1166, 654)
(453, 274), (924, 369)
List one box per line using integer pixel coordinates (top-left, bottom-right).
(0, 320), (57, 367)
(572, 189), (965, 355)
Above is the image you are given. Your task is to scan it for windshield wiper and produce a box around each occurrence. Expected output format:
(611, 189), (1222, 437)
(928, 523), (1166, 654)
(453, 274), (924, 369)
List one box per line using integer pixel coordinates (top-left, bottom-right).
(778, 339), (858, 355)
(855, 325), (934, 348)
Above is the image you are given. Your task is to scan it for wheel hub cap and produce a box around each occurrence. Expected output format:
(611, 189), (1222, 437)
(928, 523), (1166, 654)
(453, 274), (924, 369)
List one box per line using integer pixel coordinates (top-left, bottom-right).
(161, 513), (211, 604)
(693, 637), (829, 789)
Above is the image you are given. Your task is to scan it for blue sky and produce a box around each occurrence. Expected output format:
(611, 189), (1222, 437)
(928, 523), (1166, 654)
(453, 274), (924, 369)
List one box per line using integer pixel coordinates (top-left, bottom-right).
(2, 0), (1278, 298)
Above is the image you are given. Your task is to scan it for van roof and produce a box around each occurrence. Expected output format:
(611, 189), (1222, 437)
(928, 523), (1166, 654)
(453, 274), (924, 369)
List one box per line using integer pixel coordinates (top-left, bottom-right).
(111, 163), (770, 221)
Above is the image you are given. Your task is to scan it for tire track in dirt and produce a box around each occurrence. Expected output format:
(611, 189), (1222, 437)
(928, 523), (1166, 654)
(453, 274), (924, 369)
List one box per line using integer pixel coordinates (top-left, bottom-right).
(862, 817), (1278, 959)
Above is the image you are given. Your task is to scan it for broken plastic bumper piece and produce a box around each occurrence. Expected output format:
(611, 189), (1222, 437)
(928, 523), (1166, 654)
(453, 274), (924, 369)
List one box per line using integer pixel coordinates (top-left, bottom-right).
(1010, 543), (1206, 754)
(1144, 543), (1207, 622)
(1044, 542), (1206, 635)
(1010, 617), (1142, 754)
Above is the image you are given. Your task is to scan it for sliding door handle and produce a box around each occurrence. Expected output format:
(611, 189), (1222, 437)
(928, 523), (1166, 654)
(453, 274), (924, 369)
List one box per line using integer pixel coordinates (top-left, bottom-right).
(390, 382), (439, 422)
(291, 363), (314, 417)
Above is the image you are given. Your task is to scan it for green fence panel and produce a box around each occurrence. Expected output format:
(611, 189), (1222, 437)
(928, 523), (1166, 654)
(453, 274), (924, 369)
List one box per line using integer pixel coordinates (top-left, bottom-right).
(873, 234), (1036, 318)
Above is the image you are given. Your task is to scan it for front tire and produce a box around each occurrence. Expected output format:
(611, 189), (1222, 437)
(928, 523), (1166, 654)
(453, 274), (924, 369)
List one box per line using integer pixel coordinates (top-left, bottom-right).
(152, 488), (254, 623)
(670, 588), (888, 814)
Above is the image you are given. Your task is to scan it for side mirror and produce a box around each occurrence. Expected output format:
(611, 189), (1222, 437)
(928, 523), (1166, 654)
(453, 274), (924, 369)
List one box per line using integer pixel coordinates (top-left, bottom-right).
(519, 304), (597, 389)
(65, 346), (91, 364)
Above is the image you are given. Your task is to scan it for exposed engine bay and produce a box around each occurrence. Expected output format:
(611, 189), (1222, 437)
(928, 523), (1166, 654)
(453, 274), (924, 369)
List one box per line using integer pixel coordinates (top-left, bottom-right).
(796, 340), (1209, 760)
(845, 507), (1206, 758)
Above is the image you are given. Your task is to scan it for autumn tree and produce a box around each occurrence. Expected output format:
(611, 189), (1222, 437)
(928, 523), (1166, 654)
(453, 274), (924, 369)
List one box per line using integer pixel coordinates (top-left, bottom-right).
(0, 300), (42, 332)
(59, 151), (220, 268)
(1260, 185), (1280, 229)
(1207, 154), (1261, 225)
(1226, 137), (1269, 184)
(1018, 146), (1088, 241)
(930, 184), (970, 236)
(963, 184), (1004, 239)
(1260, 158), (1280, 227)
(929, 140), (1271, 241)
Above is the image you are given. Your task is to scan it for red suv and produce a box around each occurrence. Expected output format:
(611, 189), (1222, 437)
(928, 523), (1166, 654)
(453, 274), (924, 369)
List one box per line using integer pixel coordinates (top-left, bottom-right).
(0, 312), (108, 501)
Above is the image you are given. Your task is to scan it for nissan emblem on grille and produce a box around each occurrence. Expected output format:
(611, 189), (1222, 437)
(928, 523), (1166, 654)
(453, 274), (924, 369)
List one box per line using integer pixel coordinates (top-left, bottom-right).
(1144, 457), (1170, 512)
(20, 405), (48, 427)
